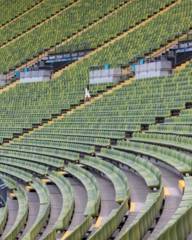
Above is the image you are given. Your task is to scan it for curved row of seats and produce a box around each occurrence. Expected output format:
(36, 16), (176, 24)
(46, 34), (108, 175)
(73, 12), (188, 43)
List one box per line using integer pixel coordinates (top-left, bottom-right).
(149, 177), (192, 240)
(0, 126), (189, 239)
(132, 132), (192, 153)
(66, 164), (101, 217)
(114, 141), (192, 174)
(23, 179), (51, 239)
(81, 156), (129, 203)
(0, 138), (162, 239)
(97, 148), (161, 189)
(45, 172), (75, 239)
(0, 135), (164, 239)
(4, 184), (28, 240)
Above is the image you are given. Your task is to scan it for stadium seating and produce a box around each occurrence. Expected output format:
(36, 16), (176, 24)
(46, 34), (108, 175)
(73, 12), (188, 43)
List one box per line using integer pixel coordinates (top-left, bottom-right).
(56, 0), (176, 53)
(81, 156), (129, 203)
(117, 187), (164, 240)
(132, 132), (192, 153)
(149, 177), (192, 240)
(0, 0), (129, 73)
(89, 198), (128, 240)
(114, 140), (192, 174)
(47, 172), (74, 234)
(0, 0), (192, 239)
(66, 163), (101, 217)
(97, 148), (161, 189)
(63, 216), (92, 240)
(0, 0), (191, 146)
(4, 185), (28, 240)
(22, 179), (51, 239)
(0, 0), (42, 26)
(0, 0), (75, 46)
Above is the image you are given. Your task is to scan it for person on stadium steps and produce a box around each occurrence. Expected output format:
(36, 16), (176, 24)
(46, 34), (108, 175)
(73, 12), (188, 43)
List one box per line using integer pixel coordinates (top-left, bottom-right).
(84, 85), (91, 102)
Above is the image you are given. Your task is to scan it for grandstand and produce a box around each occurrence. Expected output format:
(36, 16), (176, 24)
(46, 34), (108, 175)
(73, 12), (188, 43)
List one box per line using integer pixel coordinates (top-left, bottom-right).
(0, 0), (192, 239)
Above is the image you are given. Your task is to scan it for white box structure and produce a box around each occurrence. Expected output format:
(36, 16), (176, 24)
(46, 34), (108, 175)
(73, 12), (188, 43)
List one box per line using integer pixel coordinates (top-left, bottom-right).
(89, 68), (122, 85)
(135, 60), (172, 80)
(20, 70), (52, 83)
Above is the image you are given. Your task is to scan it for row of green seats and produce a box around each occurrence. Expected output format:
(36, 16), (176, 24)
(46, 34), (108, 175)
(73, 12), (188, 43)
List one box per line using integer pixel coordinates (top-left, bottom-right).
(0, 157), (49, 176)
(148, 123), (192, 135)
(3, 143), (79, 162)
(0, 147), (65, 168)
(23, 179), (51, 240)
(4, 185), (28, 240)
(114, 140), (192, 174)
(132, 132), (192, 153)
(97, 148), (161, 189)
(38, 121), (140, 131)
(33, 127), (125, 139)
(89, 197), (129, 240)
(117, 186), (164, 240)
(80, 156), (129, 203)
(0, 164), (33, 183)
(44, 172), (75, 239)
(74, 105), (170, 117)
(65, 163), (101, 217)
(149, 177), (192, 240)
(27, 132), (111, 146)
(14, 138), (94, 155)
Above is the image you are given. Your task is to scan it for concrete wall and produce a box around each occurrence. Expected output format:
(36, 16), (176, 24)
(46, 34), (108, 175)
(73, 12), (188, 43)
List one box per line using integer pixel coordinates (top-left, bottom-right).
(20, 70), (52, 83)
(89, 68), (122, 85)
(135, 60), (172, 80)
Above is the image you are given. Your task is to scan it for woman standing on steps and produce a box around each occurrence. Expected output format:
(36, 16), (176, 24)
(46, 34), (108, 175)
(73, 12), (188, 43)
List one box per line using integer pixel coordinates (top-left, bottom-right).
(84, 85), (91, 102)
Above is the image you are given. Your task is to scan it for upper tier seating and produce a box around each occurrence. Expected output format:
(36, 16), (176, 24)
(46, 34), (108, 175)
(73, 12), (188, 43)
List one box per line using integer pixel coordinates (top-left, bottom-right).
(0, 0), (191, 145)
(0, 0), (75, 46)
(0, 0), (128, 73)
(11, 62), (191, 148)
(0, 0), (41, 26)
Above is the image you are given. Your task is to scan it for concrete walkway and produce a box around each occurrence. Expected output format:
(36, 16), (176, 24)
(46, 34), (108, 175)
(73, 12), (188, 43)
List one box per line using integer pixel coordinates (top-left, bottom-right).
(19, 191), (39, 239)
(145, 164), (182, 239)
(1, 196), (18, 239)
(115, 168), (148, 238)
(39, 184), (62, 239)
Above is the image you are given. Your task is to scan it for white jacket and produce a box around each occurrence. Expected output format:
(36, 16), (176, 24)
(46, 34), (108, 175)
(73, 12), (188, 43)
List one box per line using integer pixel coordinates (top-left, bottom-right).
(85, 88), (91, 98)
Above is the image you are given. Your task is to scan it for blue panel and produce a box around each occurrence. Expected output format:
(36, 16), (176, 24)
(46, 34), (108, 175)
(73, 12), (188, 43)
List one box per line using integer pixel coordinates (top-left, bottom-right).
(104, 64), (110, 70)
